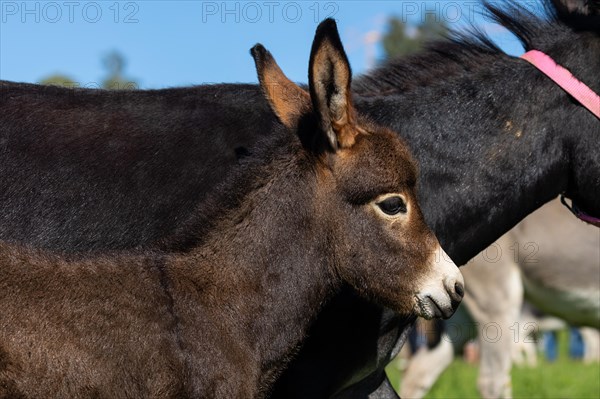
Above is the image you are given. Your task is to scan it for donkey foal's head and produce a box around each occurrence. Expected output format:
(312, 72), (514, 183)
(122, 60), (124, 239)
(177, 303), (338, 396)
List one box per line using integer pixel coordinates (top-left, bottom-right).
(251, 19), (463, 319)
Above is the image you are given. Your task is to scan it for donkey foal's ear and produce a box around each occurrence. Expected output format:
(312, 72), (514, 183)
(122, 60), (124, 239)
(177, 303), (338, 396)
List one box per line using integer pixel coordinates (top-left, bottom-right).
(251, 44), (311, 129)
(309, 19), (359, 151)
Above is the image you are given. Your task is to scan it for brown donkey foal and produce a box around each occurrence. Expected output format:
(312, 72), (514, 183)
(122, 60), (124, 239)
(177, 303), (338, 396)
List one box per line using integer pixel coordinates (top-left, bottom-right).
(0, 20), (463, 398)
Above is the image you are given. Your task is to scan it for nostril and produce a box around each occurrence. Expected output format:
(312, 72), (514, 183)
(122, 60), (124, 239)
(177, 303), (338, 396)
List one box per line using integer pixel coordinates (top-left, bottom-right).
(455, 282), (464, 298)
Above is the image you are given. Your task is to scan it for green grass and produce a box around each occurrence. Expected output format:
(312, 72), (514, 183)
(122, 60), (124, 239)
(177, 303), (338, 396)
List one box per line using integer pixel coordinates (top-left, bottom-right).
(386, 330), (600, 399)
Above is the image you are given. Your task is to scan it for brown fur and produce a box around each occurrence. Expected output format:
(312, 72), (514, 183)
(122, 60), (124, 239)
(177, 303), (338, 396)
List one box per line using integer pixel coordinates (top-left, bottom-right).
(254, 50), (310, 129)
(0, 20), (445, 398)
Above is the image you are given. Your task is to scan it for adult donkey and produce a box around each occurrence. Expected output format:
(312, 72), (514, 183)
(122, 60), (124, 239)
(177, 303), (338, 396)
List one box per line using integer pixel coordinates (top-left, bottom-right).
(0, 20), (464, 397)
(0, 0), (599, 397)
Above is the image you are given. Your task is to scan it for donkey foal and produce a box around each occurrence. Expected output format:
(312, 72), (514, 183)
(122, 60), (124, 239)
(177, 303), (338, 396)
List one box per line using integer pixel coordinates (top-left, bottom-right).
(0, 20), (463, 398)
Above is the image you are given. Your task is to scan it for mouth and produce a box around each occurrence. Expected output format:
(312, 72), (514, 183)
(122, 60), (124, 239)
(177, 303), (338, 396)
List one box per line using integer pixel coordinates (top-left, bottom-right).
(415, 295), (454, 320)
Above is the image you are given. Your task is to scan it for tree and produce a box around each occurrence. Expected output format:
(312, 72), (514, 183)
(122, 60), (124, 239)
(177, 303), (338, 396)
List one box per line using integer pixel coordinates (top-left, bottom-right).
(39, 74), (77, 87)
(382, 14), (449, 60)
(101, 51), (138, 90)
(38, 51), (138, 90)
(419, 14), (450, 43)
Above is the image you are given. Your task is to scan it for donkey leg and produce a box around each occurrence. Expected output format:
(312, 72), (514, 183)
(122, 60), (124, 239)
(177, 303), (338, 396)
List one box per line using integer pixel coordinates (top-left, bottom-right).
(399, 335), (453, 399)
(463, 240), (523, 399)
(511, 306), (538, 368)
(581, 327), (600, 363)
(476, 325), (515, 399)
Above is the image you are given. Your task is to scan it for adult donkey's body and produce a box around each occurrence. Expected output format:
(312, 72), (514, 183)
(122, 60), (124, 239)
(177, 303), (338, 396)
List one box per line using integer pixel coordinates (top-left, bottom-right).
(0, 0), (599, 397)
(0, 21), (464, 397)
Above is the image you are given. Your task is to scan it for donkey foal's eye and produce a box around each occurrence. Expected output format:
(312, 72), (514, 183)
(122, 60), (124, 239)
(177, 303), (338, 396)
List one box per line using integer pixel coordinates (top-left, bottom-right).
(377, 196), (407, 216)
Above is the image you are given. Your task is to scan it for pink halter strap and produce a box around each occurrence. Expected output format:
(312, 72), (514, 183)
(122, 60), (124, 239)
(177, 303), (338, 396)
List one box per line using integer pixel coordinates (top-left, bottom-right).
(521, 50), (600, 120)
(522, 50), (600, 227)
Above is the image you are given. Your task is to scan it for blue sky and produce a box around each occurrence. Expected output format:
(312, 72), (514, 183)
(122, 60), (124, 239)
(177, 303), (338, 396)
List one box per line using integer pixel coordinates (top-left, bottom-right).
(0, 1), (527, 88)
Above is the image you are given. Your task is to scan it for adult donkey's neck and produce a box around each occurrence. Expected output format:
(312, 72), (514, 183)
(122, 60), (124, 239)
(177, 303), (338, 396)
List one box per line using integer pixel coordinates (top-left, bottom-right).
(358, 57), (574, 265)
(357, 33), (600, 264)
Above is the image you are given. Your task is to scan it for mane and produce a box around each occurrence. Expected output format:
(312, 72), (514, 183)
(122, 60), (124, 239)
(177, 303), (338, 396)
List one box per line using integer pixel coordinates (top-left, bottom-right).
(353, 0), (600, 96)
